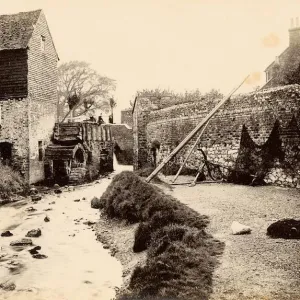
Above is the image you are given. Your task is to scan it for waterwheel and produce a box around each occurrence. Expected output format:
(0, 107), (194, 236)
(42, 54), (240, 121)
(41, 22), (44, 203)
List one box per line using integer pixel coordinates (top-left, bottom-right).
(45, 143), (88, 185)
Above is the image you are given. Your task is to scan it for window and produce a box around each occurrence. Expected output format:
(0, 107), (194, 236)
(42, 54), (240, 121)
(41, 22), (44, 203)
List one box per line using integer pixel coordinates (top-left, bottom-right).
(38, 141), (43, 161)
(41, 35), (46, 51)
(266, 71), (270, 82)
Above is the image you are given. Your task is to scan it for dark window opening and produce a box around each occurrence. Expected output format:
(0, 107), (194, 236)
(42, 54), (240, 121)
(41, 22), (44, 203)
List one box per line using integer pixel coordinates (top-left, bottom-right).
(38, 141), (43, 161)
(74, 149), (85, 164)
(41, 35), (46, 51)
(0, 142), (12, 166)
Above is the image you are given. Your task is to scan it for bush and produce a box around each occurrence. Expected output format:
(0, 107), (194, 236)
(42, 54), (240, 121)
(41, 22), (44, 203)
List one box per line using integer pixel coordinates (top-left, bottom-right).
(0, 164), (28, 200)
(129, 240), (217, 300)
(99, 171), (224, 300)
(91, 196), (102, 209)
(100, 171), (208, 230)
(133, 222), (152, 252)
(267, 219), (300, 239)
(134, 167), (164, 184)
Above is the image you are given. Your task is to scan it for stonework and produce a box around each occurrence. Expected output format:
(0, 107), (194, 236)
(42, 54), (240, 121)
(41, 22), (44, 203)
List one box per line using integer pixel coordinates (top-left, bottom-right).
(133, 85), (300, 188)
(0, 10), (58, 184)
(120, 109), (133, 128)
(27, 11), (58, 183)
(109, 124), (133, 164)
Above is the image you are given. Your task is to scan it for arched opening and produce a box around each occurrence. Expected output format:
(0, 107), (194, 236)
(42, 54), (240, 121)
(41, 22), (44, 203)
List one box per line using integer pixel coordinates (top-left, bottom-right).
(150, 140), (160, 167)
(74, 148), (85, 164)
(0, 142), (12, 166)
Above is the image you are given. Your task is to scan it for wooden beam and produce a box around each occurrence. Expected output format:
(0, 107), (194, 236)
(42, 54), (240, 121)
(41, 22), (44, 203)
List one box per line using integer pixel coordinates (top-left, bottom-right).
(172, 120), (210, 183)
(145, 75), (249, 183)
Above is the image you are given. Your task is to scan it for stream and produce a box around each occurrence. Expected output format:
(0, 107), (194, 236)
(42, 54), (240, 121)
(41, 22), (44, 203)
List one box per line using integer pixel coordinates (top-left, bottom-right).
(0, 157), (132, 300)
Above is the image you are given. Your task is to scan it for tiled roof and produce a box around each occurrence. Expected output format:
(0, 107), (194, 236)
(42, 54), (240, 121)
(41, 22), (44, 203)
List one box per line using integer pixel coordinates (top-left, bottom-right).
(264, 47), (289, 72)
(0, 9), (41, 51)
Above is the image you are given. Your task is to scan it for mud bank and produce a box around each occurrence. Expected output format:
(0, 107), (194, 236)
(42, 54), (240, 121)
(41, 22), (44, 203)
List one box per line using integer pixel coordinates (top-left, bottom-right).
(95, 217), (147, 298)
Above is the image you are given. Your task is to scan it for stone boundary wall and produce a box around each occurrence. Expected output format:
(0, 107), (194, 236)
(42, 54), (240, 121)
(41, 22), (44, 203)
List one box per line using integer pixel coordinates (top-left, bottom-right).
(120, 109), (133, 128)
(133, 84), (300, 188)
(109, 124), (133, 165)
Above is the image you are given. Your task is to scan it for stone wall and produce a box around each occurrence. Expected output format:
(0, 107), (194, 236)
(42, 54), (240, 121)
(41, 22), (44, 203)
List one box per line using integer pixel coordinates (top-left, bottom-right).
(0, 99), (30, 180)
(86, 125), (114, 176)
(121, 109), (133, 128)
(109, 124), (133, 165)
(27, 11), (58, 184)
(133, 85), (300, 188)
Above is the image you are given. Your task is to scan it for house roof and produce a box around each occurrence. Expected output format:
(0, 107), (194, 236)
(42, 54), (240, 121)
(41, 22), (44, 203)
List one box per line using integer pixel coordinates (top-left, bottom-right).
(0, 9), (41, 51)
(264, 47), (289, 72)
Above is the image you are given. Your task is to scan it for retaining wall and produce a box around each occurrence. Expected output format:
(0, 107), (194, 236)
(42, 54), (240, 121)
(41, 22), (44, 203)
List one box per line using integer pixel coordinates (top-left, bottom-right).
(133, 85), (300, 188)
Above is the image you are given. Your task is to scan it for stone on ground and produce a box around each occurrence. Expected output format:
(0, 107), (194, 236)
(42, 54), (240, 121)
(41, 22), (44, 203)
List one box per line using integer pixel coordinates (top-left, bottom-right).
(91, 197), (101, 209)
(44, 216), (50, 222)
(26, 228), (42, 238)
(29, 187), (38, 196)
(32, 253), (47, 259)
(231, 221), (252, 235)
(26, 207), (37, 212)
(83, 221), (96, 226)
(10, 238), (33, 246)
(31, 194), (42, 202)
(0, 282), (16, 291)
(29, 246), (41, 255)
(1, 230), (13, 237)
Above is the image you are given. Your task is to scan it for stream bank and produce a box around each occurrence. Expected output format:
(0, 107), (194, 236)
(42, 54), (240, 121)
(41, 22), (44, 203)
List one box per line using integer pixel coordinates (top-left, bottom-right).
(0, 176), (124, 300)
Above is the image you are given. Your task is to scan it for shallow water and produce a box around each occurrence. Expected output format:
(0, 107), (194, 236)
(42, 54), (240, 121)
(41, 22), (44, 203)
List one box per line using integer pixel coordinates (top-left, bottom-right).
(0, 158), (132, 300)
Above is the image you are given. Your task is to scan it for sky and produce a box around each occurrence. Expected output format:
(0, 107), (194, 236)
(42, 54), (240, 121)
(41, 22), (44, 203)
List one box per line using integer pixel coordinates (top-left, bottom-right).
(2, 0), (300, 122)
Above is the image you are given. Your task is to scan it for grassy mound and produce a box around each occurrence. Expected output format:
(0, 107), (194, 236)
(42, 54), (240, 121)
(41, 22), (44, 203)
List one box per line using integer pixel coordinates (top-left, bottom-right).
(267, 218), (300, 239)
(134, 167), (164, 184)
(99, 171), (224, 300)
(0, 164), (28, 200)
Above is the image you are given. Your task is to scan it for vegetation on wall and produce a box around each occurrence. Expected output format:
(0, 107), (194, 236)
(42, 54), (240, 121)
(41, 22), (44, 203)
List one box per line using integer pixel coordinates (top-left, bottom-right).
(0, 164), (28, 201)
(133, 88), (224, 110)
(228, 121), (284, 185)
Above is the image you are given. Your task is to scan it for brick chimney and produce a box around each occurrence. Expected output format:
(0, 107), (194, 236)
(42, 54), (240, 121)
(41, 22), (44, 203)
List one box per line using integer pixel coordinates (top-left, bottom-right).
(289, 17), (300, 46)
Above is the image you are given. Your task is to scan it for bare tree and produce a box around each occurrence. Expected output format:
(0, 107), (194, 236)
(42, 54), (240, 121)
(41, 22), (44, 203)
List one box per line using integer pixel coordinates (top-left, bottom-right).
(108, 97), (117, 123)
(58, 61), (116, 122)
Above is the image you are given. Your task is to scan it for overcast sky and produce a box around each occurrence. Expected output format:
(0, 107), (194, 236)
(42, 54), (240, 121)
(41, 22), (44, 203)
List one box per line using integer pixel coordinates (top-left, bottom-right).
(2, 0), (300, 122)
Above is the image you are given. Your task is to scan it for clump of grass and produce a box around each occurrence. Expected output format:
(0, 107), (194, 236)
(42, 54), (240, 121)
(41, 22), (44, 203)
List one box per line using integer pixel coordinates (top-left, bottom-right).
(134, 167), (164, 184)
(0, 164), (28, 200)
(99, 171), (224, 300)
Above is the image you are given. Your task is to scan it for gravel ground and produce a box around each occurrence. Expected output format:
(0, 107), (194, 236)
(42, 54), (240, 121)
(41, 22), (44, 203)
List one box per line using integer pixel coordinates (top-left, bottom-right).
(160, 177), (300, 300)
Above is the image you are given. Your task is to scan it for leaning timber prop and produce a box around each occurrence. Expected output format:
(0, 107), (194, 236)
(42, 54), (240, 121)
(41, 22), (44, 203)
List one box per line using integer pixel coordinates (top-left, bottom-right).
(172, 120), (210, 183)
(145, 75), (250, 183)
(189, 162), (205, 187)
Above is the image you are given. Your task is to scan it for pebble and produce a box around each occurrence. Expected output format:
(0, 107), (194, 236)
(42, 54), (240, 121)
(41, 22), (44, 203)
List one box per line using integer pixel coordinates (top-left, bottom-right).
(1, 231), (13, 237)
(0, 282), (16, 291)
(26, 228), (42, 238)
(32, 254), (47, 259)
(10, 238), (33, 246)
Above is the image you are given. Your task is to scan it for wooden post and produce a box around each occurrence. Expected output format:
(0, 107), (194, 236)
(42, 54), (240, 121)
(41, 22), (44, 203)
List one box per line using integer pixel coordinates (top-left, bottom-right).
(189, 162), (205, 187)
(145, 75), (249, 183)
(172, 120), (210, 183)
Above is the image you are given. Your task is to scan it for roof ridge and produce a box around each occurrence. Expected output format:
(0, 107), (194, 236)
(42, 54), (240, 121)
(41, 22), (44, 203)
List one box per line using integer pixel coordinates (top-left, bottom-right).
(0, 9), (42, 50)
(0, 9), (42, 17)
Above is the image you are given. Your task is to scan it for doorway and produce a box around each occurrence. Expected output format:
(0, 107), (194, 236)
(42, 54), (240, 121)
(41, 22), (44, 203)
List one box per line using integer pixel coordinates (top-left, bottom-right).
(0, 142), (12, 166)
